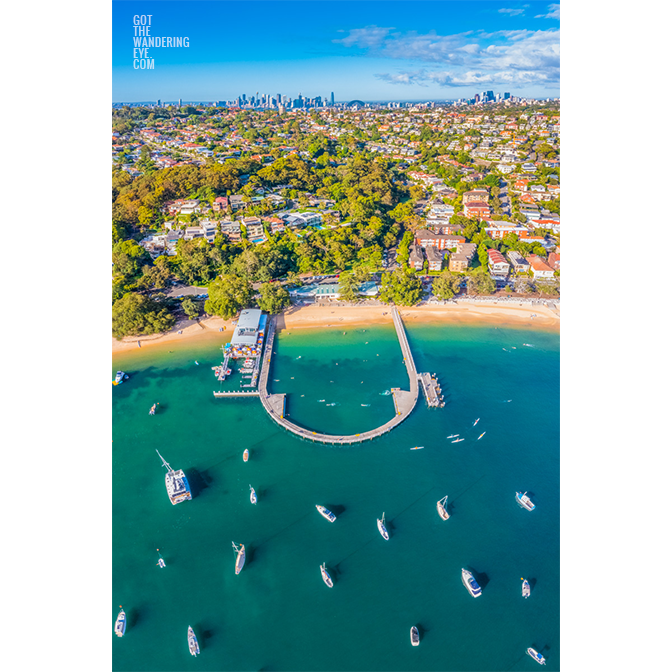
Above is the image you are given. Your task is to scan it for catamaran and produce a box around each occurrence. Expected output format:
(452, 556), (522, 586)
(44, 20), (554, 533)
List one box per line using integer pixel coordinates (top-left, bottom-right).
(320, 563), (333, 587)
(114, 607), (126, 637)
(187, 626), (200, 656)
(243, 449), (249, 462)
(461, 568), (482, 597)
(410, 626), (420, 646)
(316, 505), (336, 522)
(156, 450), (192, 505)
(516, 491), (536, 511)
(249, 485), (257, 504)
(156, 549), (166, 568)
(377, 512), (389, 540)
(477, 432), (486, 440)
(113, 371), (129, 386)
(522, 578), (531, 598)
(527, 648), (546, 665)
(437, 496), (450, 520)
(451, 438), (465, 443)
(233, 542), (246, 574)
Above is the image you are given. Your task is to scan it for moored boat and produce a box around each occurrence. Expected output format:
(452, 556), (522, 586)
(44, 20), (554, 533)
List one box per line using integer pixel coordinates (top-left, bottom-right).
(249, 485), (257, 504)
(233, 541), (246, 574)
(320, 563), (333, 587)
(113, 371), (129, 386)
(522, 578), (531, 598)
(377, 512), (389, 540)
(157, 549), (166, 568)
(451, 438), (465, 443)
(156, 450), (192, 505)
(516, 491), (535, 511)
(410, 626), (420, 646)
(461, 568), (482, 597)
(187, 626), (200, 656)
(243, 449), (249, 462)
(446, 434), (459, 439)
(437, 496), (450, 520)
(149, 403), (157, 416)
(316, 505), (336, 522)
(114, 607), (126, 637)
(410, 446), (424, 450)
(527, 647), (546, 665)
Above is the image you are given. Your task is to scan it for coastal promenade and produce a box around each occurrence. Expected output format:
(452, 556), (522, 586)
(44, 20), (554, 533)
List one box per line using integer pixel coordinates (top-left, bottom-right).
(258, 308), (420, 444)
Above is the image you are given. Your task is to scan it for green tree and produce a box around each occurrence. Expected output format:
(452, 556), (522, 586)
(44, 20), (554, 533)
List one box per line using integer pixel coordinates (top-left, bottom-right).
(112, 292), (175, 339)
(257, 282), (291, 313)
(181, 297), (200, 320)
(378, 268), (423, 306)
(338, 273), (360, 302)
(433, 271), (462, 300)
(466, 268), (495, 296)
(204, 274), (253, 319)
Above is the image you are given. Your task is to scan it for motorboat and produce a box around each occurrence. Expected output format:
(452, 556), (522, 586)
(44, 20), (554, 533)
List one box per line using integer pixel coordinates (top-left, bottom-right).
(522, 579), (531, 598)
(156, 550), (166, 568)
(320, 563), (333, 587)
(516, 491), (536, 511)
(113, 371), (129, 386)
(316, 505), (336, 522)
(188, 626), (200, 656)
(243, 449), (249, 462)
(377, 512), (389, 540)
(233, 542), (246, 574)
(410, 626), (420, 646)
(114, 607), (126, 637)
(149, 403), (157, 416)
(249, 485), (257, 504)
(437, 496), (450, 520)
(461, 568), (482, 597)
(527, 648), (546, 665)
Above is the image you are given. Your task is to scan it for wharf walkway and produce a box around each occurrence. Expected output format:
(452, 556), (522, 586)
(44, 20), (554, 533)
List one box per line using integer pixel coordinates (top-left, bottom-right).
(418, 372), (445, 408)
(256, 308), (421, 444)
(213, 390), (260, 398)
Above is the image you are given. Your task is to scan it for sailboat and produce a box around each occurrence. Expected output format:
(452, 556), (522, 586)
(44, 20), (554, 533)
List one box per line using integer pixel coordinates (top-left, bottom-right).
(232, 542), (246, 574)
(187, 626), (200, 656)
(410, 626), (420, 646)
(114, 607), (126, 637)
(249, 485), (257, 504)
(320, 563), (333, 587)
(437, 496), (450, 520)
(377, 512), (389, 540)
(156, 450), (191, 505)
(522, 578), (531, 598)
(156, 549), (166, 568)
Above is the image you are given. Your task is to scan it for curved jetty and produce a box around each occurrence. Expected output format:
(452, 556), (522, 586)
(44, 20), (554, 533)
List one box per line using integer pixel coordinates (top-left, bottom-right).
(258, 308), (421, 444)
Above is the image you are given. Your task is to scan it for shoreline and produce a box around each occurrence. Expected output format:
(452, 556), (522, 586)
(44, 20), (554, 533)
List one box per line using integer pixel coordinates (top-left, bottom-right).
(113, 300), (559, 355)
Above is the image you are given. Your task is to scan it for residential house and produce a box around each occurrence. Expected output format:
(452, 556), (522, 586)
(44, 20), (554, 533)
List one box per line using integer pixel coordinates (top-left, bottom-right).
(463, 189), (490, 204)
(506, 250), (530, 273)
(425, 246), (444, 271)
(547, 251), (560, 271)
(408, 244), (425, 271)
(263, 216), (286, 234)
(487, 249), (510, 276)
(526, 255), (555, 279)
(484, 222), (530, 239)
(229, 195), (245, 211)
(463, 201), (491, 219)
(212, 196), (229, 212)
(415, 229), (465, 250)
(220, 221), (242, 243)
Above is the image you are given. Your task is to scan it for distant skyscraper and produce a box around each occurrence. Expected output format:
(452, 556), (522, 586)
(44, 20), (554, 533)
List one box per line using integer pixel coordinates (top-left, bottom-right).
(503, 92), (511, 100)
(486, 91), (494, 101)
(331, 92), (334, 105)
(179, 98), (182, 107)
(157, 99), (161, 106)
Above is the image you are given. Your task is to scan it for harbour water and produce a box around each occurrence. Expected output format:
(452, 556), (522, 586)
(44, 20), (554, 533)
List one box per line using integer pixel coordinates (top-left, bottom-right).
(112, 321), (559, 671)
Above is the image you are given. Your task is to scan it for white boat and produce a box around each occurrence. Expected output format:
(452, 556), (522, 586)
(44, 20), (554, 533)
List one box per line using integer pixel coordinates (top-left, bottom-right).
(233, 542), (246, 574)
(114, 607), (126, 637)
(461, 568), (482, 597)
(446, 434), (459, 439)
(477, 432), (486, 440)
(113, 371), (129, 386)
(377, 512), (389, 540)
(437, 496), (450, 520)
(316, 505), (336, 522)
(410, 626), (420, 646)
(243, 449), (249, 462)
(156, 549), (166, 568)
(149, 403), (157, 415)
(320, 563), (333, 587)
(410, 446), (424, 451)
(522, 579), (531, 598)
(156, 450), (192, 505)
(527, 648), (546, 665)
(516, 491), (536, 511)
(473, 418), (480, 426)
(451, 438), (465, 443)
(249, 485), (257, 504)
(188, 626), (200, 656)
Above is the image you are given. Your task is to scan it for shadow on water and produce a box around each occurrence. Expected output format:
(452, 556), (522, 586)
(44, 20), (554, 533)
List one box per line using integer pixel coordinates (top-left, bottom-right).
(328, 504), (346, 517)
(467, 567), (490, 589)
(185, 468), (212, 497)
(529, 577), (538, 592)
(128, 607), (141, 628)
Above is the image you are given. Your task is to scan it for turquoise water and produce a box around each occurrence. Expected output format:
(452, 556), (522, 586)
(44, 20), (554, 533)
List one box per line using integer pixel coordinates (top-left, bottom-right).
(113, 322), (559, 671)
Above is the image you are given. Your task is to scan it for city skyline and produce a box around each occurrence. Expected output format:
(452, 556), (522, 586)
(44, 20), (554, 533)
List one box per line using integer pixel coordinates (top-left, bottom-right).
(113, 1), (560, 102)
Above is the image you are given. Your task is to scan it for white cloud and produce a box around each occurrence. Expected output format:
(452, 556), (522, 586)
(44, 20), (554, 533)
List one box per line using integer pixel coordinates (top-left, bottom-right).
(338, 25), (559, 88)
(498, 8), (526, 16)
(535, 3), (560, 19)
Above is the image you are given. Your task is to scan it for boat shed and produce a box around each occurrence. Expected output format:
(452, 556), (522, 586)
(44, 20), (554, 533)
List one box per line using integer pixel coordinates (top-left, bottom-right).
(231, 309), (262, 346)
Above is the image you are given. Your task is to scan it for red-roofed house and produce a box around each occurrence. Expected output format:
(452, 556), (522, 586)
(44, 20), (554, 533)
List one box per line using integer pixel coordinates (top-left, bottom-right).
(463, 202), (491, 219)
(526, 255), (554, 279)
(487, 248), (510, 276)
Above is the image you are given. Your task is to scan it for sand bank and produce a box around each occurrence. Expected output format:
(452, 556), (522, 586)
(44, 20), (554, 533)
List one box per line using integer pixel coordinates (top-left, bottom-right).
(113, 300), (559, 354)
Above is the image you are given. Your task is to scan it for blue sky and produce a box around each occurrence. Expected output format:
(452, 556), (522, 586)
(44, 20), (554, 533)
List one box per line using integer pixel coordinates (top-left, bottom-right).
(112, 1), (559, 102)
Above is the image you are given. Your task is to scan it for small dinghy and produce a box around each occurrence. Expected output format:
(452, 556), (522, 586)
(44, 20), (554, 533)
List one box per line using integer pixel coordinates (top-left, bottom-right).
(243, 449), (249, 462)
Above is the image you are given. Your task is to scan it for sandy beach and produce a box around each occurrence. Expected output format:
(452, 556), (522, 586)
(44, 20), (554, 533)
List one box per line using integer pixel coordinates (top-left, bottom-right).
(112, 300), (559, 354)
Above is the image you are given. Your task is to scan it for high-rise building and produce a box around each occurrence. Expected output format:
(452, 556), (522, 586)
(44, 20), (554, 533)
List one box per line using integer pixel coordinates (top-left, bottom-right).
(503, 92), (511, 100)
(486, 91), (494, 101)
(179, 98), (182, 107)
(157, 99), (161, 106)
(331, 92), (334, 105)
